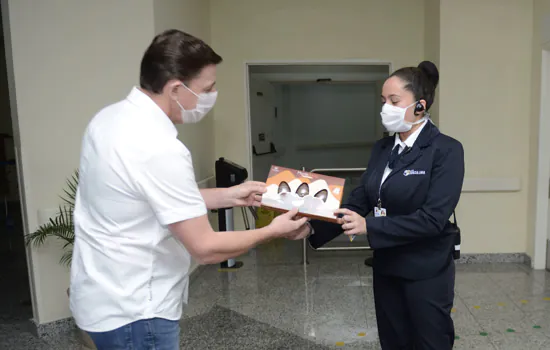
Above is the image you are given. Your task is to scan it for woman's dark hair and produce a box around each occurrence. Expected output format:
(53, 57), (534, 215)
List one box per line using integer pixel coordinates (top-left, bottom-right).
(390, 61), (439, 111)
(140, 29), (223, 94)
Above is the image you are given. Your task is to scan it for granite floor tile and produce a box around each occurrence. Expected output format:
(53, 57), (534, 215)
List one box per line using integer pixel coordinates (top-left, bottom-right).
(490, 332), (550, 350)
(524, 310), (550, 337)
(473, 309), (537, 335)
(452, 297), (484, 336)
(461, 295), (523, 320)
(180, 305), (329, 350)
(455, 274), (504, 299)
(316, 259), (362, 279)
(490, 272), (547, 296)
(0, 323), (81, 350)
(5, 240), (550, 350)
(452, 334), (497, 350)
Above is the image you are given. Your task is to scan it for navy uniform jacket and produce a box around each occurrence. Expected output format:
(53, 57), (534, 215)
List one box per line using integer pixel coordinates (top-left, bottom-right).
(309, 121), (465, 280)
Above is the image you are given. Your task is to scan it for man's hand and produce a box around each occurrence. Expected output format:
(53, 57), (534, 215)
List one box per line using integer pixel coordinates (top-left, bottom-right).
(227, 181), (267, 207)
(267, 208), (309, 238)
(284, 222), (312, 240)
(334, 208), (367, 236)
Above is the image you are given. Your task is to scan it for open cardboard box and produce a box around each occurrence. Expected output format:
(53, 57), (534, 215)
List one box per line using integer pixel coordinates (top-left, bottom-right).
(260, 165), (345, 223)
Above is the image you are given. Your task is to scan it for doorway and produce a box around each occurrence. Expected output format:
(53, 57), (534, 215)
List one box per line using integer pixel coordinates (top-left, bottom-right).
(0, 4), (32, 324)
(245, 62), (391, 183)
(244, 62), (390, 249)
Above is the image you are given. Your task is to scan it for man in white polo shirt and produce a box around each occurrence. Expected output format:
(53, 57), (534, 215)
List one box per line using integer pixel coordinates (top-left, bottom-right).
(69, 29), (310, 350)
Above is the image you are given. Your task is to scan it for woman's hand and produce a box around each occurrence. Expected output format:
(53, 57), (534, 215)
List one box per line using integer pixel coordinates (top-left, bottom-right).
(334, 208), (367, 236)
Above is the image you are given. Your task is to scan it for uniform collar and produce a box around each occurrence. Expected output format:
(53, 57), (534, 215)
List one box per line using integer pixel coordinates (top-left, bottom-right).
(394, 119), (429, 149)
(126, 87), (178, 138)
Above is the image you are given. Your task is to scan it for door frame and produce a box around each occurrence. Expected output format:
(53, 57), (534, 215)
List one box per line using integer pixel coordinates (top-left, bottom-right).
(534, 42), (550, 270)
(0, 0), (38, 318)
(243, 59), (392, 182)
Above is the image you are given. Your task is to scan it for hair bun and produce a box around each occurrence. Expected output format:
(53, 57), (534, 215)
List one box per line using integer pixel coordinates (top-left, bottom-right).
(418, 61), (439, 89)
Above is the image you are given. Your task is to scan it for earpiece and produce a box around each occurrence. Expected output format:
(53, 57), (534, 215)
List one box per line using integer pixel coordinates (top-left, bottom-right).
(414, 102), (424, 113)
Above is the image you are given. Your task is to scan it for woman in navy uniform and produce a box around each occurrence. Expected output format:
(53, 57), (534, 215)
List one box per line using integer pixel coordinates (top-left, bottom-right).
(309, 61), (464, 350)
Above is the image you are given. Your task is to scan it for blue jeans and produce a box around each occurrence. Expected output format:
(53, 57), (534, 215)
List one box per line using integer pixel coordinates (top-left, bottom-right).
(87, 318), (180, 350)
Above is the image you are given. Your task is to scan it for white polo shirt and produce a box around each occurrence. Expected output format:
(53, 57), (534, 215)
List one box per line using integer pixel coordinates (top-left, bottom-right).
(70, 87), (207, 332)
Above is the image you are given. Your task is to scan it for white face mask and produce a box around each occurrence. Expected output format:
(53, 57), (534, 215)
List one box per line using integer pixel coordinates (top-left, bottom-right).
(380, 102), (426, 133)
(175, 84), (218, 123)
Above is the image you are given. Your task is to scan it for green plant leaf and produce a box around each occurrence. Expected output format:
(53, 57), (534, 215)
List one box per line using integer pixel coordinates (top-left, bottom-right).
(25, 169), (77, 267)
(61, 169), (79, 208)
(59, 250), (72, 267)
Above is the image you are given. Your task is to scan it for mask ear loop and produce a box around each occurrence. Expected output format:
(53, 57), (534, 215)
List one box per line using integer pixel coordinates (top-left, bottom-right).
(181, 83), (199, 98)
(407, 100), (430, 126)
(170, 85), (185, 110)
(425, 112), (433, 124)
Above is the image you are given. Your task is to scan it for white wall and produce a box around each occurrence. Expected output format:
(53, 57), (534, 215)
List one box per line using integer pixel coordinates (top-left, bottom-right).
(424, 0), (440, 125)
(152, 0), (216, 275)
(210, 0), (425, 170)
(3, 0), (217, 325)
(3, 0), (155, 325)
(154, 0), (215, 181)
(528, 0), (550, 267)
(439, 0), (533, 254)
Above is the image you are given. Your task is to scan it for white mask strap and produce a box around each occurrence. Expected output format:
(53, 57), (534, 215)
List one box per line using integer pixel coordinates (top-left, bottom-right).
(181, 83), (199, 98)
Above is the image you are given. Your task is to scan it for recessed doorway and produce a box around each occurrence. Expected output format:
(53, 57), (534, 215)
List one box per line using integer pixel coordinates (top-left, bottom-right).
(245, 62), (391, 183)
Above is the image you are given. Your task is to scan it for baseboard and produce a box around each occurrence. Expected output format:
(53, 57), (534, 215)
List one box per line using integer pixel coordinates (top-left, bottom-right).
(455, 252), (530, 265)
(29, 263), (208, 339)
(29, 317), (76, 339)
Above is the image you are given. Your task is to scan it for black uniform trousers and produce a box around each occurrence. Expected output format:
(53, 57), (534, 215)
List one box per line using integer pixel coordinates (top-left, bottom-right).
(373, 261), (455, 350)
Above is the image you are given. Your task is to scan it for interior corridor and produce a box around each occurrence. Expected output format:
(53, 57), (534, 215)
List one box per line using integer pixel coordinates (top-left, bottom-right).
(2, 239), (550, 349)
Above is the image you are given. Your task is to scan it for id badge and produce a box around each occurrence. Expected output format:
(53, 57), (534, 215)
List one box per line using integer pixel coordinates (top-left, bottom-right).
(374, 207), (387, 217)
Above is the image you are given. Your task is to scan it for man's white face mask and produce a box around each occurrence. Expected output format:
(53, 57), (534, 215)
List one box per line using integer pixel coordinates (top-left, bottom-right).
(380, 101), (426, 133)
(175, 84), (218, 123)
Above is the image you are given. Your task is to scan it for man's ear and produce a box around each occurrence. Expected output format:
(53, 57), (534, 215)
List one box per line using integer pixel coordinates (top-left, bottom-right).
(163, 80), (181, 98)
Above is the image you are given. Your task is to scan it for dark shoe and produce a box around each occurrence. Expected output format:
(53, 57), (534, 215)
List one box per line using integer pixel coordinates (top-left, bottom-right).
(364, 257), (373, 267)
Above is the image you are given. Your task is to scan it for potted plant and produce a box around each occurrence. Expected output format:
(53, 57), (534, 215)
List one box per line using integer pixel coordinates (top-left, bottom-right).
(25, 170), (96, 349)
(25, 170), (78, 266)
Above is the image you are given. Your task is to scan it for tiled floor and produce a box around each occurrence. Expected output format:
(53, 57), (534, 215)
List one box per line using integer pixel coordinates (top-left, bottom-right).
(3, 239), (550, 349)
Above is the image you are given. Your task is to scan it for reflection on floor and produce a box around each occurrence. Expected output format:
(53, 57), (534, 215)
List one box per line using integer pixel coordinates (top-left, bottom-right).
(3, 238), (550, 349)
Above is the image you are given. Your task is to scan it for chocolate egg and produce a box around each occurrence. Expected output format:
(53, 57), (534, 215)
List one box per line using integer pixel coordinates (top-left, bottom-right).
(278, 181), (291, 194)
(296, 183), (309, 197)
(314, 189), (328, 202)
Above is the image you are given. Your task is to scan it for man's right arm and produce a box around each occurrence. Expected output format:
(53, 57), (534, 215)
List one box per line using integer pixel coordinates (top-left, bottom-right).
(168, 215), (274, 264)
(135, 147), (310, 264)
(169, 208), (310, 264)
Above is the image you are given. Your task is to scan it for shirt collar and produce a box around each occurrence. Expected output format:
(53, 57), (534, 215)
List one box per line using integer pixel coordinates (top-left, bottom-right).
(394, 119), (428, 150)
(126, 87), (178, 138)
